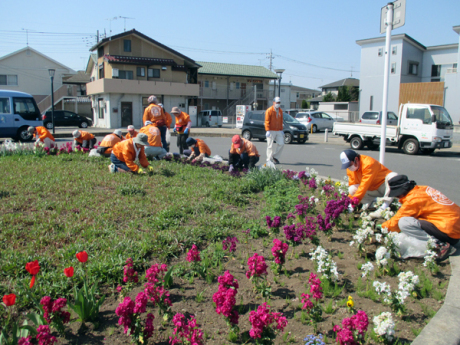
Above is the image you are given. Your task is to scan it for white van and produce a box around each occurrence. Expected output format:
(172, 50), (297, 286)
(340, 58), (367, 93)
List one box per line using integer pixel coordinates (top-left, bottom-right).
(199, 110), (223, 127)
(0, 90), (42, 141)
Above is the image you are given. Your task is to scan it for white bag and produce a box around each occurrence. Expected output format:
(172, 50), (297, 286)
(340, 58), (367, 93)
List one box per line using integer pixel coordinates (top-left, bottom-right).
(88, 149), (102, 157)
(260, 160), (276, 170)
(165, 128), (171, 145)
(394, 233), (428, 259)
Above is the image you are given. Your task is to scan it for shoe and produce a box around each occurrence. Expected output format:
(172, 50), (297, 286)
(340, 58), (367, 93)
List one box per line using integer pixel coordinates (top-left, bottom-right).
(108, 163), (116, 173)
(273, 158), (280, 164)
(367, 200), (379, 211)
(436, 242), (456, 262)
(368, 208), (384, 220)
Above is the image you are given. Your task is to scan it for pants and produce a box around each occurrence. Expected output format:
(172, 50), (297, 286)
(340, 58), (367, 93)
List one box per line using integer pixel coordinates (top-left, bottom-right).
(110, 153), (130, 172)
(144, 145), (167, 160)
(41, 137), (55, 149)
(96, 147), (111, 157)
(349, 182), (394, 206)
(266, 130), (284, 161)
(177, 133), (189, 154)
(75, 138), (96, 149)
(183, 146), (201, 157)
(228, 151), (260, 169)
(399, 217), (459, 246)
(159, 126), (168, 151)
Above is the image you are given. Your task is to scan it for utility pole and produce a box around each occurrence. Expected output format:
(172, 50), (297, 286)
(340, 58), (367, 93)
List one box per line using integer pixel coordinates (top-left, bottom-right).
(266, 50), (274, 71)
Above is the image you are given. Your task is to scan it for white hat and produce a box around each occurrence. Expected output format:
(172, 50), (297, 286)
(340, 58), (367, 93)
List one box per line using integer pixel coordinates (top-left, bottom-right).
(147, 95), (157, 104)
(113, 129), (122, 137)
(127, 125), (135, 130)
(72, 130), (81, 138)
(144, 121), (153, 126)
(273, 97), (281, 103)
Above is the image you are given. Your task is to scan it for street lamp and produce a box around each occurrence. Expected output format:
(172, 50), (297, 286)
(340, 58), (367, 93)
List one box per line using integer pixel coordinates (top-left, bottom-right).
(274, 69), (285, 97)
(48, 69), (56, 135)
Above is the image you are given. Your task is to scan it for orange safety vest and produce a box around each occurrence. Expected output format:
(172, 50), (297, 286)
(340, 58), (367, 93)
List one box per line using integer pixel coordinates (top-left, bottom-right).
(143, 104), (166, 127)
(194, 139), (211, 156)
(264, 106), (283, 131)
(75, 131), (94, 144)
(99, 133), (122, 154)
(230, 138), (260, 157)
(139, 125), (162, 147)
(174, 112), (191, 134)
(382, 185), (460, 239)
(125, 130), (138, 139)
(34, 126), (55, 142)
(112, 138), (149, 173)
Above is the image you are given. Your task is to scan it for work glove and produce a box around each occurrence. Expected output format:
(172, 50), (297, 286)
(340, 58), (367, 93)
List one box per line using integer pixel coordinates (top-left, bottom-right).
(266, 131), (271, 138)
(173, 127), (177, 133)
(148, 165), (154, 173)
(347, 204), (354, 213)
(229, 164), (234, 173)
(138, 168), (146, 174)
(184, 128), (189, 135)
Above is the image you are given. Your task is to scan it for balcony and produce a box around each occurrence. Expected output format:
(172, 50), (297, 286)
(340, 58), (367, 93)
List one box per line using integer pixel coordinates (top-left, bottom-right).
(86, 78), (199, 96)
(199, 87), (271, 100)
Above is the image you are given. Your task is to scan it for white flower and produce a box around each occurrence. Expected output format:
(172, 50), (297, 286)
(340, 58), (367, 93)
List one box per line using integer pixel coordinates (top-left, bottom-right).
(375, 247), (390, 267)
(361, 262), (374, 277)
(375, 234), (382, 243)
(349, 241), (355, 247)
(381, 227), (389, 235)
(373, 312), (395, 341)
(309, 246), (339, 281)
(373, 281), (392, 303)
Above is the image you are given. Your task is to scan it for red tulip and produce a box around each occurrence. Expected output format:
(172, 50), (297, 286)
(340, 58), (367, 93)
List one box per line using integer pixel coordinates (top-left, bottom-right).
(64, 267), (74, 278)
(76, 251), (88, 263)
(3, 294), (16, 306)
(25, 260), (40, 276)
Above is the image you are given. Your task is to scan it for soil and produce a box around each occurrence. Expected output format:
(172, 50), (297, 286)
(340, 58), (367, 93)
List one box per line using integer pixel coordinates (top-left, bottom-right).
(58, 227), (450, 345)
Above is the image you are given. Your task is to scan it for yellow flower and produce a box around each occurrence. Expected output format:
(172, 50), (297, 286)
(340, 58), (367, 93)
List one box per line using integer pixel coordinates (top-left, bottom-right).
(335, 181), (342, 187)
(347, 296), (354, 308)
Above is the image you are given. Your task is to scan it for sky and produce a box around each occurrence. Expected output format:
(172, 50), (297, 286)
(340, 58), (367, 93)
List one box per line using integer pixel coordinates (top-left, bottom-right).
(1, 0), (459, 90)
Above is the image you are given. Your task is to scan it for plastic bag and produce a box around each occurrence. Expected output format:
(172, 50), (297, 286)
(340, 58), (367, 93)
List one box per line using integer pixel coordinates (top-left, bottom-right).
(165, 128), (171, 145)
(260, 160), (276, 170)
(88, 149), (102, 158)
(394, 233), (428, 259)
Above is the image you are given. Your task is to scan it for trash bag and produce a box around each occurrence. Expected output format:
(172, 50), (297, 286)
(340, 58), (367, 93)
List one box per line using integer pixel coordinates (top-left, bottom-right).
(212, 155), (223, 162)
(395, 233), (428, 259)
(260, 160), (276, 170)
(165, 128), (171, 145)
(88, 149), (102, 157)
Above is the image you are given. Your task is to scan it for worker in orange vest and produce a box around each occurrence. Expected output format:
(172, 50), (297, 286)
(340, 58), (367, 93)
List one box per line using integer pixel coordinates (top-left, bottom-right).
(159, 103), (172, 152)
(109, 133), (153, 174)
(142, 95), (168, 149)
(171, 107), (192, 154)
(380, 175), (460, 261)
(184, 137), (211, 162)
(139, 121), (168, 160)
(125, 125), (138, 139)
(97, 129), (123, 156)
(72, 130), (96, 149)
(265, 97), (284, 164)
(28, 126), (55, 148)
(228, 134), (260, 170)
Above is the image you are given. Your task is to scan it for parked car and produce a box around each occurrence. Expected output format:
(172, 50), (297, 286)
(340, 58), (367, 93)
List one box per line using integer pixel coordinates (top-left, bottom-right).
(42, 110), (92, 129)
(241, 110), (308, 144)
(360, 111), (398, 125)
(0, 90), (42, 141)
(199, 110), (223, 127)
(295, 111), (336, 133)
(283, 109), (309, 118)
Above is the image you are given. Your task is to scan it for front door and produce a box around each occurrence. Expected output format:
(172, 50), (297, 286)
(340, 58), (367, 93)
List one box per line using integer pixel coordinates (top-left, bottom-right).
(121, 102), (132, 127)
(241, 83), (246, 97)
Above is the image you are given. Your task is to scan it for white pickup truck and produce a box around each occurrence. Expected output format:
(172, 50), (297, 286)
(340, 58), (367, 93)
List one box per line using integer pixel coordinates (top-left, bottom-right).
(332, 103), (454, 155)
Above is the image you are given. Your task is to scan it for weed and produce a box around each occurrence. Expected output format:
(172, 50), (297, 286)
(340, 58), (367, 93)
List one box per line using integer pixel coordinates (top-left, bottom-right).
(228, 330), (239, 343)
(411, 328), (422, 337)
(322, 299), (337, 314)
(432, 289), (444, 301)
(419, 303), (437, 319)
(321, 278), (344, 298)
(282, 331), (295, 343)
(195, 290), (206, 303)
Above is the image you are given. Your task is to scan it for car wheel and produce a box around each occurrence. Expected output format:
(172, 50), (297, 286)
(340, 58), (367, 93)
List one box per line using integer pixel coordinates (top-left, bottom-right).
(242, 130), (252, 140)
(80, 121), (88, 128)
(403, 138), (419, 155)
(17, 126), (33, 142)
(258, 138), (266, 142)
(298, 139), (306, 144)
(284, 132), (293, 144)
(312, 125), (318, 133)
(350, 136), (364, 150)
(45, 122), (53, 129)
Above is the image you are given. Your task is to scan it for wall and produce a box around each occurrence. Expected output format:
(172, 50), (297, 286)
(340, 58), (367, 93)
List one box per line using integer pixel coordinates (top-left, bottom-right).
(400, 40), (424, 83)
(444, 72), (460, 123)
(198, 75), (271, 100)
(399, 82), (444, 107)
(421, 47), (458, 82)
(0, 48), (74, 97)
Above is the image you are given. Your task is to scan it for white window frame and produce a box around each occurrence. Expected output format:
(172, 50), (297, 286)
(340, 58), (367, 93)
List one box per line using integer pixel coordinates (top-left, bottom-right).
(391, 62), (396, 74)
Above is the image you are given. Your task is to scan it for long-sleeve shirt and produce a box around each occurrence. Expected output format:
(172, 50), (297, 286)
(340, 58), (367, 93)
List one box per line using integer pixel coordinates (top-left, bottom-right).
(34, 126), (54, 142)
(264, 106), (283, 131)
(230, 138), (260, 157)
(112, 138), (149, 173)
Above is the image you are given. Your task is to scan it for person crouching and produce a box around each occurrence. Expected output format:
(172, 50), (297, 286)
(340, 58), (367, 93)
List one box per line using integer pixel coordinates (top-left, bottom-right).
(108, 133), (153, 174)
(97, 129), (123, 157)
(228, 134), (260, 171)
(28, 126), (55, 148)
(184, 137), (211, 162)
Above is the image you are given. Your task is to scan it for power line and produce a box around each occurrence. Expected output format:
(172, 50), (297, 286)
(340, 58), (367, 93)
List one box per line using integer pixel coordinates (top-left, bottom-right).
(275, 54), (359, 73)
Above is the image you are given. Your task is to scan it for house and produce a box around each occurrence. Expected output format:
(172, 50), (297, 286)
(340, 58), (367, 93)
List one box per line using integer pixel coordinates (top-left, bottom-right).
(268, 82), (321, 110)
(356, 25), (460, 122)
(197, 62), (278, 117)
(0, 47), (80, 112)
(86, 29), (201, 128)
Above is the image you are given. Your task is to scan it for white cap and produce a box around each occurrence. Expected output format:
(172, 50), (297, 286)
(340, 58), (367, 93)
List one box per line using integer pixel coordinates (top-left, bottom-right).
(72, 130), (81, 138)
(144, 121), (153, 126)
(273, 97), (281, 103)
(147, 95), (157, 104)
(127, 125), (135, 130)
(113, 129), (122, 137)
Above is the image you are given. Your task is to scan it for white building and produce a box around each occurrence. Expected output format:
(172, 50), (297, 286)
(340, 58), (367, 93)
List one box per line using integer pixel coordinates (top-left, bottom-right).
(357, 25), (460, 122)
(268, 82), (321, 110)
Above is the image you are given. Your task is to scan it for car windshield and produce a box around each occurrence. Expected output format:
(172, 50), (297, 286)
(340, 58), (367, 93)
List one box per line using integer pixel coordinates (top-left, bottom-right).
(283, 113), (300, 124)
(431, 106), (453, 125)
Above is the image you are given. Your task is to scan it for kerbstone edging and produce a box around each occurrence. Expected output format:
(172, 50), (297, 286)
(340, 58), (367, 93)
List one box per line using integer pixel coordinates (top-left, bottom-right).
(411, 243), (460, 345)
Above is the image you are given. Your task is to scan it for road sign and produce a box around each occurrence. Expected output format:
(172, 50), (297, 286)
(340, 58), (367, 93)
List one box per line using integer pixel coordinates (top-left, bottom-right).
(380, 0), (406, 34)
(223, 117), (228, 124)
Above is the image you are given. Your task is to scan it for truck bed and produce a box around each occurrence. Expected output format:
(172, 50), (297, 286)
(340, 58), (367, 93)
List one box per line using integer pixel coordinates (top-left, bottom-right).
(333, 122), (399, 140)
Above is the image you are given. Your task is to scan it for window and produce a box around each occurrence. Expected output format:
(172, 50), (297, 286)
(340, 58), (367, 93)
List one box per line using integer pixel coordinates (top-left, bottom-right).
(97, 46), (104, 58)
(370, 96), (373, 111)
(431, 64), (441, 82)
(392, 46), (397, 55)
(204, 80), (209, 88)
(0, 75), (18, 85)
(391, 62), (396, 74)
(148, 68), (160, 78)
(99, 64), (104, 79)
(408, 62), (419, 75)
(119, 70), (133, 80)
(321, 113), (333, 119)
(388, 112), (398, 120)
(124, 40), (131, 52)
(378, 48), (383, 57)
(13, 97), (40, 120)
(137, 67), (145, 77)
(0, 98), (10, 113)
(236, 82), (240, 89)
(362, 112), (379, 120)
(98, 98), (104, 119)
(406, 106), (431, 124)
(296, 92), (300, 98)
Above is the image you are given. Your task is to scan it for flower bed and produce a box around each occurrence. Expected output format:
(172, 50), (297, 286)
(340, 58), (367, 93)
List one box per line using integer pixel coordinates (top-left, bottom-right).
(0, 153), (451, 344)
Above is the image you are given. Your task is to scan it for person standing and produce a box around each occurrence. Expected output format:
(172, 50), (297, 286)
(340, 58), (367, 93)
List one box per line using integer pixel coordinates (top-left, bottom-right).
(139, 121), (168, 160)
(28, 126), (55, 148)
(125, 125), (138, 139)
(228, 134), (260, 170)
(184, 137), (211, 162)
(159, 103), (172, 152)
(265, 97), (284, 164)
(171, 107), (192, 154)
(142, 95), (168, 149)
(109, 133), (153, 174)
(72, 130), (96, 149)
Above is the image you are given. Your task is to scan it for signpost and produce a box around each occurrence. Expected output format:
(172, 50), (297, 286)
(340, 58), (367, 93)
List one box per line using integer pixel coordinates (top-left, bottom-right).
(379, 0), (406, 165)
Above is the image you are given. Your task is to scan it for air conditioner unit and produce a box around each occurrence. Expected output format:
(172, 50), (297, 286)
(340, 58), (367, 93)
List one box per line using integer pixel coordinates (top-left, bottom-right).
(112, 68), (119, 78)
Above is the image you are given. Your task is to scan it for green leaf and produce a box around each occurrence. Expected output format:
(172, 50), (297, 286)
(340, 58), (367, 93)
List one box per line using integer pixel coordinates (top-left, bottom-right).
(163, 266), (174, 288)
(26, 313), (47, 327)
(0, 330), (8, 345)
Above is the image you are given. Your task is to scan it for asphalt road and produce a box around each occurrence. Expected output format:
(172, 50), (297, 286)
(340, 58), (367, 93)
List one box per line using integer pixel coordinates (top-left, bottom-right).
(5, 131), (460, 204)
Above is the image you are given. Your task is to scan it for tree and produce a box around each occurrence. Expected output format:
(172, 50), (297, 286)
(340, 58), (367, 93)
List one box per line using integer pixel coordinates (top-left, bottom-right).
(322, 92), (335, 102)
(349, 87), (359, 101)
(336, 86), (351, 102)
(301, 100), (310, 109)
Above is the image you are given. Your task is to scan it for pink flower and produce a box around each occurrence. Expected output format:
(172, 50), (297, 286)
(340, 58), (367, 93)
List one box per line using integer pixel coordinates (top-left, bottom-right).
(18, 337), (32, 345)
(115, 297), (135, 334)
(271, 238), (289, 265)
(123, 258), (139, 283)
(186, 245), (201, 262)
(301, 293), (314, 310)
(249, 303), (286, 339)
(170, 313), (204, 345)
(133, 292), (148, 314)
(246, 253), (268, 279)
(145, 263), (168, 284)
(143, 313), (155, 340)
(213, 271), (239, 324)
(36, 325), (57, 345)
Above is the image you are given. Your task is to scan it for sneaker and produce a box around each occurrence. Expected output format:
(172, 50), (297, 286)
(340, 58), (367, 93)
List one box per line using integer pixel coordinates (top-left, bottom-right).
(108, 163), (116, 173)
(436, 242), (456, 262)
(273, 157), (280, 164)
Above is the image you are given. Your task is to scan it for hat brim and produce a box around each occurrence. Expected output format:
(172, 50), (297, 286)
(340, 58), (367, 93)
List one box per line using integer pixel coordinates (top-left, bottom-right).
(133, 138), (148, 146)
(388, 188), (405, 197)
(341, 162), (351, 170)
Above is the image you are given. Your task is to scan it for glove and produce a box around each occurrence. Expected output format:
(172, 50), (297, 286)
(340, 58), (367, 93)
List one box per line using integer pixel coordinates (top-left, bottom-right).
(148, 166), (154, 173)
(184, 128), (189, 135)
(173, 127), (177, 133)
(266, 131), (271, 138)
(229, 164), (234, 173)
(138, 168), (145, 174)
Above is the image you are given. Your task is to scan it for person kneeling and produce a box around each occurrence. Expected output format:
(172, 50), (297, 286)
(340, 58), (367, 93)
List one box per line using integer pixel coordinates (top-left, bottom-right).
(28, 126), (55, 148)
(184, 137), (211, 162)
(109, 133), (153, 174)
(228, 135), (260, 171)
(97, 129), (123, 157)
(380, 175), (460, 261)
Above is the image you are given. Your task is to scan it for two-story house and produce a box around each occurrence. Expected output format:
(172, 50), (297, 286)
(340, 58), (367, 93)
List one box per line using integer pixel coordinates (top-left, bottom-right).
(197, 62), (278, 117)
(86, 29), (201, 128)
(356, 25), (460, 122)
